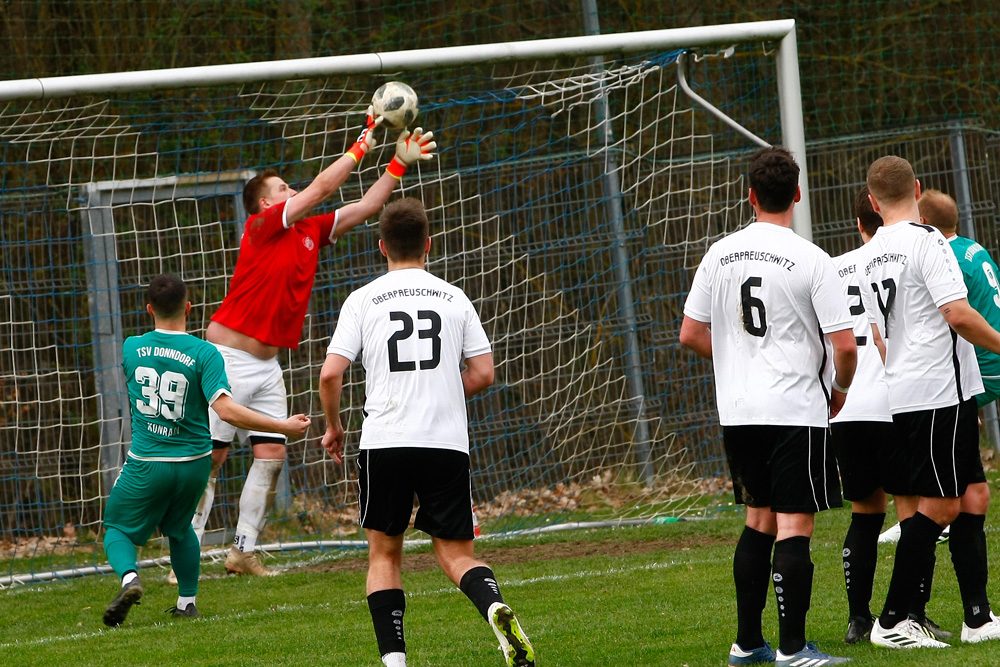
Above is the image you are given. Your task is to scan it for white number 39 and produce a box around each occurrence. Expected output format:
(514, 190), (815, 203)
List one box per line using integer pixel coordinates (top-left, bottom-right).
(135, 366), (189, 421)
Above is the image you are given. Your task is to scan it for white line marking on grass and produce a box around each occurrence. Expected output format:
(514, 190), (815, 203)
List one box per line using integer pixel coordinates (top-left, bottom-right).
(395, 557), (728, 600)
(1, 556), (728, 648)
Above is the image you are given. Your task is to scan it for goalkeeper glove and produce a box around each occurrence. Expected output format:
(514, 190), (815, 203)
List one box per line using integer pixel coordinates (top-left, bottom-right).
(386, 128), (437, 179)
(345, 106), (382, 164)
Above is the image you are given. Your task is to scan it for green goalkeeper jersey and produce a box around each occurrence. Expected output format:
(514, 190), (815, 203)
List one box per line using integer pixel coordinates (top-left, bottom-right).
(949, 235), (1000, 380)
(122, 329), (231, 459)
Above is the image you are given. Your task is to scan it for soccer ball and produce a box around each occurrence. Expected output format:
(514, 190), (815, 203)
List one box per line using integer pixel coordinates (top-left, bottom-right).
(371, 81), (419, 130)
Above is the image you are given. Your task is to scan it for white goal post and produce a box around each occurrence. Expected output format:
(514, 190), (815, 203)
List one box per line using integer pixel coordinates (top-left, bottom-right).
(0, 20), (810, 235)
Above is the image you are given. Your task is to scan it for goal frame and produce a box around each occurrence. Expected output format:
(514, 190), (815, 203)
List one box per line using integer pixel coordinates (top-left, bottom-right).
(0, 20), (809, 585)
(0, 19), (811, 237)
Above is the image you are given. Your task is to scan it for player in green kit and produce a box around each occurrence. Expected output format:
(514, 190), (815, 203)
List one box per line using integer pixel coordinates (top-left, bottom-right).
(102, 274), (311, 627)
(919, 189), (1000, 405)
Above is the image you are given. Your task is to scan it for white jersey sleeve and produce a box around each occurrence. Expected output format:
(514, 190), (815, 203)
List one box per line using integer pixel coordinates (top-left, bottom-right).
(811, 250), (856, 334)
(919, 226), (970, 307)
(326, 268), (491, 453)
(682, 256), (713, 323)
(327, 291), (364, 361)
(463, 308), (492, 358)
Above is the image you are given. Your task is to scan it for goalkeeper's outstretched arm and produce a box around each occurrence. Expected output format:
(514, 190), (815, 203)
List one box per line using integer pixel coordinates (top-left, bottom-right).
(333, 127), (440, 239)
(284, 107), (382, 225)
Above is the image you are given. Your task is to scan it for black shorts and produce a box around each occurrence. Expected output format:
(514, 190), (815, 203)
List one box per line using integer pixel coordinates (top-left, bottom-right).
(356, 447), (475, 540)
(723, 425), (842, 514)
(830, 420), (910, 500)
(892, 398), (985, 498)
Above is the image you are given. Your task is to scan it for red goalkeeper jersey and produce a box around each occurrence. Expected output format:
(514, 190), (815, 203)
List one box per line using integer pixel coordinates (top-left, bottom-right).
(211, 200), (340, 349)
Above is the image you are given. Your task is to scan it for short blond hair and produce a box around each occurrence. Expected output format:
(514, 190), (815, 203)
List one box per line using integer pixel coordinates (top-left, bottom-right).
(866, 156), (915, 207)
(918, 188), (959, 235)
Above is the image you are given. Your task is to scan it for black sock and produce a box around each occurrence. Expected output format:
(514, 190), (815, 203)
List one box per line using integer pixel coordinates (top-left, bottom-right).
(949, 512), (992, 628)
(843, 512), (884, 619)
(772, 536), (812, 656)
(911, 548), (935, 620)
(733, 526), (775, 650)
(879, 512), (941, 628)
(459, 566), (504, 621)
(367, 589), (406, 657)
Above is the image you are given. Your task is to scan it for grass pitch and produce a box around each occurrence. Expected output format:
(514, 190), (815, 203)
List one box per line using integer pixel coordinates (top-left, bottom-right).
(5, 488), (1000, 666)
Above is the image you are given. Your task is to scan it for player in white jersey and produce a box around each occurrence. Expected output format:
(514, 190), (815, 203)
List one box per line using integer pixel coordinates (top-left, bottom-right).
(318, 198), (535, 667)
(830, 187), (949, 644)
(860, 155), (1000, 648)
(680, 147), (857, 667)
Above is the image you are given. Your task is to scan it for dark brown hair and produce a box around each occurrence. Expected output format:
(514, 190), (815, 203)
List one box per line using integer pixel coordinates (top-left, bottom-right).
(148, 274), (187, 318)
(748, 147), (800, 213)
(379, 198), (429, 261)
(855, 185), (883, 237)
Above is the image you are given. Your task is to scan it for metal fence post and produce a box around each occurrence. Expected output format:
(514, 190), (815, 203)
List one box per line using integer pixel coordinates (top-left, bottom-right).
(83, 186), (130, 494)
(581, 0), (655, 486)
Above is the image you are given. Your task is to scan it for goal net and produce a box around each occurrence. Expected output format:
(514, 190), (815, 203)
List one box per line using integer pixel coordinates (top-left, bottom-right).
(0, 21), (807, 584)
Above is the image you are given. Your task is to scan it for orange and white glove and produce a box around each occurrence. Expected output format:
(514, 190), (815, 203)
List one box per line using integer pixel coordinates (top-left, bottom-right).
(386, 127), (437, 179)
(345, 106), (382, 164)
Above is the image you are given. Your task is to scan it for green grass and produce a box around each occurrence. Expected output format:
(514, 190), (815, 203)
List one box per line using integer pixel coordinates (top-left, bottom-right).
(5, 486), (1000, 666)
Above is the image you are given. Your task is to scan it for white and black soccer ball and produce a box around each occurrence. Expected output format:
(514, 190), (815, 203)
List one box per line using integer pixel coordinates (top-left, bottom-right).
(371, 81), (419, 130)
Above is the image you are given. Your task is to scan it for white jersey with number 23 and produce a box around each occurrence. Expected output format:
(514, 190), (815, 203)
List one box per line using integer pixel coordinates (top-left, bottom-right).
(327, 268), (492, 453)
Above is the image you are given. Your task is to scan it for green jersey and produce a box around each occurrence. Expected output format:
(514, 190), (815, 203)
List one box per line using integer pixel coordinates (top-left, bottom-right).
(949, 235), (1000, 380)
(122, 329), (231, 459)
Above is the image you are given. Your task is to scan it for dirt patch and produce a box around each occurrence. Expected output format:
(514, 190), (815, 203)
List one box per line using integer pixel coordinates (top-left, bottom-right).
(301, 534), (731, 575)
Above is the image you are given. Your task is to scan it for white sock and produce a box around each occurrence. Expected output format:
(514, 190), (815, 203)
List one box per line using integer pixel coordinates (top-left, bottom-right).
(191, 467), (220, 543)
(121, 571), (138, 586)
(176, 595), (196, 610)
(234, 458), (283, 552)
(382, 652), (407, 667)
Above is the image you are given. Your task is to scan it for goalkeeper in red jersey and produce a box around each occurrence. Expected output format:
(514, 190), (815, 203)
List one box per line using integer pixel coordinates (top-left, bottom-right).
(174, 109), (437, 579)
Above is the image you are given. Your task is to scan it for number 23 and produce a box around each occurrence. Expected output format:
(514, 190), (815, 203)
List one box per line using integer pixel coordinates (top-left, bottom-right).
(388, 310), (442, 372)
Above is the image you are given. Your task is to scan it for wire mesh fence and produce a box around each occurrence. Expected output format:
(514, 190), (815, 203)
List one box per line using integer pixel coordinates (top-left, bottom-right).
(2, 1), (998, 139)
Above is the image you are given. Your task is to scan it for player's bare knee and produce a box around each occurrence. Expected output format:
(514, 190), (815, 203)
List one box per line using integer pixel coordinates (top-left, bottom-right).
(775, 511), (814, 539)
(921, 497), (960, 526)
(853, 488), (888, 514)
(960, 482), (990, 514)
(441, 558), (483, 586)
(250, 440), (286, 460)
(744, 506), (776, 535)
(430, 540), (479, 582)
(368, 548), (403, 572)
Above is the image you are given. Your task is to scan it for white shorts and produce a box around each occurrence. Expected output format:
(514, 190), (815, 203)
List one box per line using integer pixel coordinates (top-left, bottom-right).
(208, 344), (288, 445)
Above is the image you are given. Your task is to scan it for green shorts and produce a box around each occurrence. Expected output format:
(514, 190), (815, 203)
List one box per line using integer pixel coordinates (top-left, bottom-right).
(103, 455), (211, 544)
